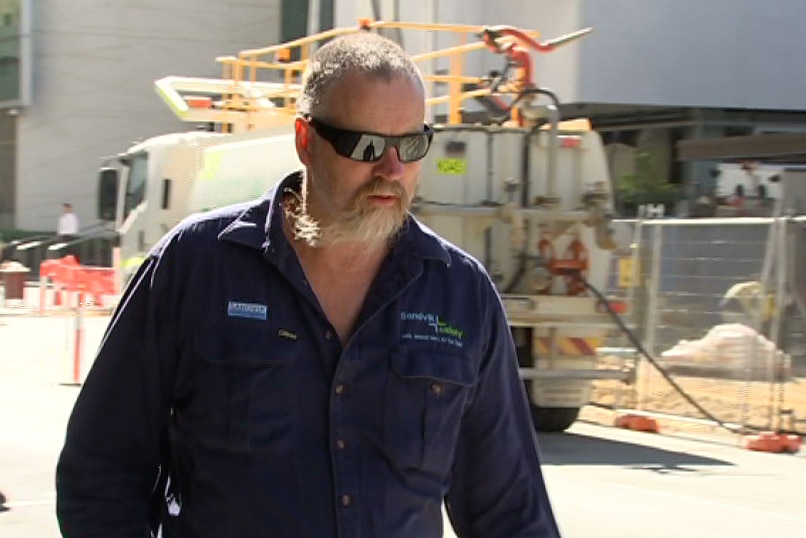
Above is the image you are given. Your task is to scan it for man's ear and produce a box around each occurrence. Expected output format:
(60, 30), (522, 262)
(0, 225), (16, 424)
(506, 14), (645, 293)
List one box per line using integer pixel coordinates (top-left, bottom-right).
(295, 117), (312, 164)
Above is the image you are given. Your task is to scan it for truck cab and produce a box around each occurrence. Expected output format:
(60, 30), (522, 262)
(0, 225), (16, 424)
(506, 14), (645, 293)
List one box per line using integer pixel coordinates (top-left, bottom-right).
(98, 128), (300, 281)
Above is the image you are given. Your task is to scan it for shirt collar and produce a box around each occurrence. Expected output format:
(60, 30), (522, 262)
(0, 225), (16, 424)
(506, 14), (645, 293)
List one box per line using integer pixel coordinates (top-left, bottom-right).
(218, 171), (452, 266)
(215, 171), (299, 257)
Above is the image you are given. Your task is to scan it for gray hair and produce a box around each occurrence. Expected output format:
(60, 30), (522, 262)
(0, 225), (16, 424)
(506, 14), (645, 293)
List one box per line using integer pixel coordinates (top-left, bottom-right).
(296, 31), (424, 116)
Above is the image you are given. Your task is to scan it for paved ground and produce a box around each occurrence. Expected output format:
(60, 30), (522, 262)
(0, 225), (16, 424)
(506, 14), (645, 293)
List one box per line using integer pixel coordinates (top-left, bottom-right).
(0, 311), (109, 536)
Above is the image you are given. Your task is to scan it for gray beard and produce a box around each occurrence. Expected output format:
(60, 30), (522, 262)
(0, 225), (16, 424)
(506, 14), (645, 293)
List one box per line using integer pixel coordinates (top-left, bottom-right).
(285, 189), (407, 248)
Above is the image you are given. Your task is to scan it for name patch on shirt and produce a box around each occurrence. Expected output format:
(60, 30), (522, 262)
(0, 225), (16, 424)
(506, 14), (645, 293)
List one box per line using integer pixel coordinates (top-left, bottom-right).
(227, 301), (268, 320)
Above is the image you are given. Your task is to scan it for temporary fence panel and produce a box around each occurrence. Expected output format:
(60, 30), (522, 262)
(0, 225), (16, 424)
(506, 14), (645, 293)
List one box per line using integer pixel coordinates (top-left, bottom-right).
(588, 217), (805, 435)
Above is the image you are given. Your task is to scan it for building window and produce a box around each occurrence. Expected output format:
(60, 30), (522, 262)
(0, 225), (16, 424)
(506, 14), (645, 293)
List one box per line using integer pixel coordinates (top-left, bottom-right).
(0, 0), (26, 105)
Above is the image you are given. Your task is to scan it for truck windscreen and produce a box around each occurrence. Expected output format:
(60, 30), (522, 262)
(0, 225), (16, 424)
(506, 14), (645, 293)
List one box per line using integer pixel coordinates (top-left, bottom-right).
(123, 153), (148, 221)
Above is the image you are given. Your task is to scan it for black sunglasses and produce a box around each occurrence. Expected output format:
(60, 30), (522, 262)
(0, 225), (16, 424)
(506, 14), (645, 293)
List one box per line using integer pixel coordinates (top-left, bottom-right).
(306, 116), (433, 163)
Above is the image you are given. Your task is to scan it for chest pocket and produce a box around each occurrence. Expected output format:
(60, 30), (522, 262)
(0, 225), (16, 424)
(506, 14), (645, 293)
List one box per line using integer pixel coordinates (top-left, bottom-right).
(385, 349), (476, 472)
(189, 325), (299, 452)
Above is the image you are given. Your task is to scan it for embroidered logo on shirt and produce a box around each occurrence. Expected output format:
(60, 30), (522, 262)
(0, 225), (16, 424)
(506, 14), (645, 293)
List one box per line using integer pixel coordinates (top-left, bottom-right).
(400, 311), (465, 348)
(227, 301), (268, 320)
(278, 329), (298, 340)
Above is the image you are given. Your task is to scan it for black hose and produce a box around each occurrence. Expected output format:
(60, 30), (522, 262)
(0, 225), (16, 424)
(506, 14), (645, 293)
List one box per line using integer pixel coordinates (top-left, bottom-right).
(521, 87), (561, 110)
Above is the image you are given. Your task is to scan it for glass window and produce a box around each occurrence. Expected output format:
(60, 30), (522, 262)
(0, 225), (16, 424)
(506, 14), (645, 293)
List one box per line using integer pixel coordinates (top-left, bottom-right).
(0, 0), (25, 105)
(124, 153), (148, 220)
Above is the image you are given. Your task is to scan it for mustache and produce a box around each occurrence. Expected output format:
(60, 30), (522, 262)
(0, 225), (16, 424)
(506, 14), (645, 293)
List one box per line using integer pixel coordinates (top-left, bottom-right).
(359, 178), (408, 199)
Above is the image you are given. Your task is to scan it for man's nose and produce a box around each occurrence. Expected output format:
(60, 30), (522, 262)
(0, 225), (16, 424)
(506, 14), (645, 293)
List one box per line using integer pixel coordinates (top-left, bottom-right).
(373, 145), (405, 179)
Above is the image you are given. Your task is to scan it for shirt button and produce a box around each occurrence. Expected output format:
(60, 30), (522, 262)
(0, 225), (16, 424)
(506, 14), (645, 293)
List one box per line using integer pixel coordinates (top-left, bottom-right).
(336, 439), (346, 450)
(431, 382), (443, 395)
(341, 494), (352, 507)
(324, 329), (334, 340)
(335, 384), (345, 395)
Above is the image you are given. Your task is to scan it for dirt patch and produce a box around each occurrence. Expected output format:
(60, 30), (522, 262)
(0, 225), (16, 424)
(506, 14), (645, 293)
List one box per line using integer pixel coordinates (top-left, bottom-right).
(586, 357), (806, 435)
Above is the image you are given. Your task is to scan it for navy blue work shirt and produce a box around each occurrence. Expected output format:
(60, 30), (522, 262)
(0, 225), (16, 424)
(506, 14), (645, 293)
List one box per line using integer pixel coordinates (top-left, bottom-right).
(56, 172), (560, 537)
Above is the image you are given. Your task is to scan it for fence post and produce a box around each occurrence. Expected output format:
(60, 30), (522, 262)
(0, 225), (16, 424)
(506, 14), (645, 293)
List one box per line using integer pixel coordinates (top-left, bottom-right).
(60, 290), (84, 386)
(39, 275), (48, 316)
(638, 223), (663, 409)
(645, 224), (663, 357)
(74, 291), (84, 385)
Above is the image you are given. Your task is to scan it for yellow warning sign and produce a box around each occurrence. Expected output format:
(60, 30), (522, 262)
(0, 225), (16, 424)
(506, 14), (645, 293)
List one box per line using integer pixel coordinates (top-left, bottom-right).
(618, 258), (639, 288)
(199, 150), (223, 181)
(437, 158), (467, 175)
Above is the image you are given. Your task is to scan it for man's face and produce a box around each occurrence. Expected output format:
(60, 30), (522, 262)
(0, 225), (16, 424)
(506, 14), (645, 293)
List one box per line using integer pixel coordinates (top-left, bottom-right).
(296, 72), (426, 246)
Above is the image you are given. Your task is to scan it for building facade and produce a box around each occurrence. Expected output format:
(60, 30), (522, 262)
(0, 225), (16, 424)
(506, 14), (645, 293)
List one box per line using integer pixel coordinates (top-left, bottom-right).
(1, 0), (286, 232)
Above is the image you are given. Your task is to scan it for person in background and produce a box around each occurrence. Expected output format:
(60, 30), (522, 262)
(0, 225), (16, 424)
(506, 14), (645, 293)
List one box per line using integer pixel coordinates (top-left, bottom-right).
(56, 31), (560, 538)
(56, 202), (81, 260)
(57, 203), (79, 242)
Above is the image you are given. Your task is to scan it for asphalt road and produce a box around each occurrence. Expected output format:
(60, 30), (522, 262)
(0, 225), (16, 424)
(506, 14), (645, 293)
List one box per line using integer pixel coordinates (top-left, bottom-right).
(539, 423), (806, 537)
(2, 313), (805, 537)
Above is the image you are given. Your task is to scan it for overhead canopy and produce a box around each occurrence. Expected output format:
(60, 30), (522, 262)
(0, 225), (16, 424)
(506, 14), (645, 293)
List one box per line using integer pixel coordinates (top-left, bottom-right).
(677, 132), (806, 164)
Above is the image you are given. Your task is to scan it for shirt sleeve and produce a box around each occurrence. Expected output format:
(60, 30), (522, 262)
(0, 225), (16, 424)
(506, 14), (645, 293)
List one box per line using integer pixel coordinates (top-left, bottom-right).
(445, 284), (561, 538)
(56, 250), (179, 538)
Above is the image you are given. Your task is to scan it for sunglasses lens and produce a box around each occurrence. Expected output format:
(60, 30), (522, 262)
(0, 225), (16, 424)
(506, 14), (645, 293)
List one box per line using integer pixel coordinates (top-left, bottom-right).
(310, 117), (431, 163)
(397, 133), (431, 163)
(347, 134), (387, 162)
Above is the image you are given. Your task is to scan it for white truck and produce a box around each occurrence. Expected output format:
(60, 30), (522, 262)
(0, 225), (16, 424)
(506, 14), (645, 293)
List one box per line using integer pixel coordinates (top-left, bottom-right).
(97, 21), (631, 432)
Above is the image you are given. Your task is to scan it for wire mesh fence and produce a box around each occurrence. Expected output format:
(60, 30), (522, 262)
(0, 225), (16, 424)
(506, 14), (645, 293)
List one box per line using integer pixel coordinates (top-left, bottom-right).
(589, 217), (806, 435)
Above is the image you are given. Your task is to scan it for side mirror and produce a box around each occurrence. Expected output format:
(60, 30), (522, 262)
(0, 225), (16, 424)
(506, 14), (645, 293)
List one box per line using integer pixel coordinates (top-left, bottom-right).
(98, 167), (119, 221)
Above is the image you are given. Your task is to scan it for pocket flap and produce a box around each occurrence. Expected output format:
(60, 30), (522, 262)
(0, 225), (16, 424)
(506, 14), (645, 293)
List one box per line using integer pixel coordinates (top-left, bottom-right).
(391, 349), (476, 386)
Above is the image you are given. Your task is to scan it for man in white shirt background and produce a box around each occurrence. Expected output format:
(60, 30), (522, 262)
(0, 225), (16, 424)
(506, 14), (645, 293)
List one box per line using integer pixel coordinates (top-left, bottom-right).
(57, 203), (79, 241)
(57, 202), (80, 259)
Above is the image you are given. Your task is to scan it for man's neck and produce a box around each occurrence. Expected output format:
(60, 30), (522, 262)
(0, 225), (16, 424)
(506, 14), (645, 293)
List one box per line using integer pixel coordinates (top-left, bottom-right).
(292, 235), (390, 274)
(284, 223), (391, 344)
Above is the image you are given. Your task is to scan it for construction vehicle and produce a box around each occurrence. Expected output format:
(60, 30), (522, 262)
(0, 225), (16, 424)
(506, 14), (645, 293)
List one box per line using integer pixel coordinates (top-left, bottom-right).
(97, 20), (631, 432)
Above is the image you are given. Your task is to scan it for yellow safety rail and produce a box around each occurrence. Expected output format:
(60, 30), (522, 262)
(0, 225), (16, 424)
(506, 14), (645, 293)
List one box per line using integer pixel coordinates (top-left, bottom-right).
(163, 20), (590, 132)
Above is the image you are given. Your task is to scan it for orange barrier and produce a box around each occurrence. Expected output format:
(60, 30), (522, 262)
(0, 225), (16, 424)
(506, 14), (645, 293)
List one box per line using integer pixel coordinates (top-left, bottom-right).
(38, 255), (115, 385)
(615, 414), (660, 433)
(741, 432), (802, 454)
(39, 256), (118, 313)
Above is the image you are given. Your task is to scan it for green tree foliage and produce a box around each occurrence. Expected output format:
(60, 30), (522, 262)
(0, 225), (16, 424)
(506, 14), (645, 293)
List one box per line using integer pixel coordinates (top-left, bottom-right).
(616, 151), (681, 216)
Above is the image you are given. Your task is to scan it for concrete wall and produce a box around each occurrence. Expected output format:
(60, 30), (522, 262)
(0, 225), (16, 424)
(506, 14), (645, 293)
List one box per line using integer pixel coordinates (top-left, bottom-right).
(16, 0), (281, 231)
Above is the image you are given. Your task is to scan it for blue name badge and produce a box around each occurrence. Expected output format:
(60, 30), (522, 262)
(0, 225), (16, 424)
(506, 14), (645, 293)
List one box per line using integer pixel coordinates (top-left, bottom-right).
(227, 301), (268, 321)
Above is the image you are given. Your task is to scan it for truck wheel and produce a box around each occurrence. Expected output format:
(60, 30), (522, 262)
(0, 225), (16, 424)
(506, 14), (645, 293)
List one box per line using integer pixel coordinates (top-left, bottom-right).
(530, 405), (580, 432)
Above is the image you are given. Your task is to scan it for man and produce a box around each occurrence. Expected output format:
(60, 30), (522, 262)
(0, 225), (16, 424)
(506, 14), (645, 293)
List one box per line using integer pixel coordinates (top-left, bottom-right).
(56, 31), (560, 537)
(57, 202), (80, 241)
(56, 202), (81, 259)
